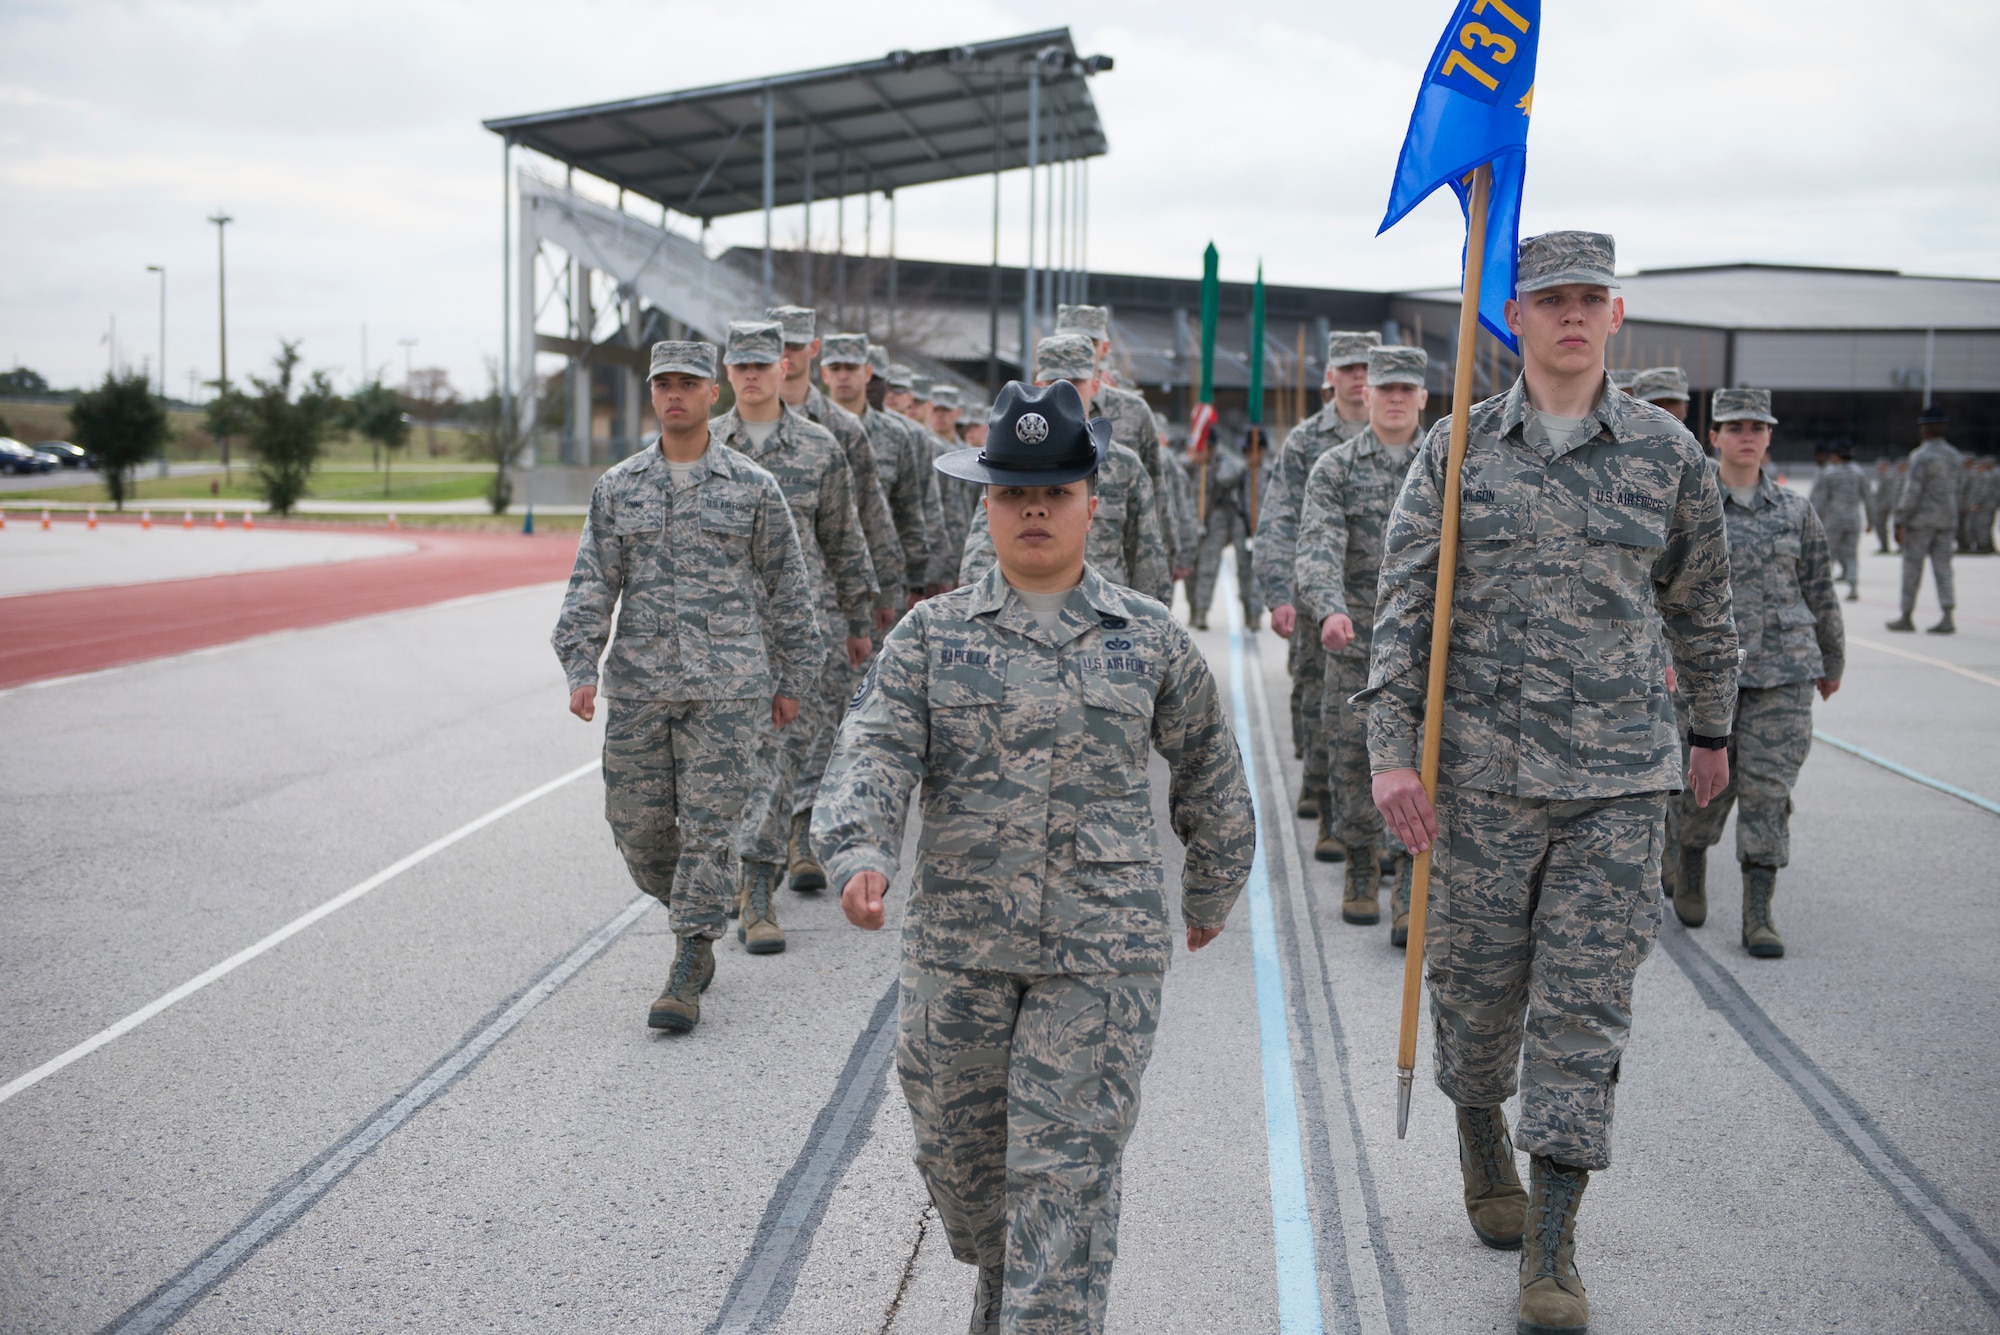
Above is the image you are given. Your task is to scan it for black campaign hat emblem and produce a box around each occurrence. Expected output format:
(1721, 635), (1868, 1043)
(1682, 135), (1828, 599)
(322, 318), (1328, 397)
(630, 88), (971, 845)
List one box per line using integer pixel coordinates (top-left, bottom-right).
(932, 380), (1110, 487)
(1015, 413), (1050, 444)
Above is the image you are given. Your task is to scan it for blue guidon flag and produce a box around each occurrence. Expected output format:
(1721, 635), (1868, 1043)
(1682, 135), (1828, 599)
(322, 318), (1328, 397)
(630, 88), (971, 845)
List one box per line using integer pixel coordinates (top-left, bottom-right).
(1378, 0), (1540, 352)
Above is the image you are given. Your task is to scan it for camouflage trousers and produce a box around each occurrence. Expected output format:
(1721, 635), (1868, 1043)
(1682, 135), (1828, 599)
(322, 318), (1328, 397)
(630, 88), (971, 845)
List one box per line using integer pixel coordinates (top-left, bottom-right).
(1187, 507), (1253, 624)
(794, 642), (861, 816)
(1900, 525), (1956, 612)
(1425, 786), (1665, 1170)
(1824, 522), (1861, 590)
(1288, 620), (1328, 788)
(1677, 680), (1815, 869)
(1318, 646), (1402, 855)
(897, 963), (1163, 1335)
(740, 644), (835, 866)
(602, 696), (770, 941)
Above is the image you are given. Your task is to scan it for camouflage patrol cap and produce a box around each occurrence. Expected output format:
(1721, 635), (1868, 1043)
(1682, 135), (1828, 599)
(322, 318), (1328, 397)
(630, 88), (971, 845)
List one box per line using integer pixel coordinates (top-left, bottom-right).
(1632, 366), (1690, 403)
(1712, 387), (1778, 424)
(931, 385), (962, 410)
(1054, 304), (1112, 341)
(1609, 369), (1638, 392)
(909, 374), (935, 401)
(648, 340), (717, 380)
(723, 320), (784, 365)
(1326, 330), (1381, 368)
(1516, 231), (1620, 292)
(1036, 333), (1099, 382)
(764, 305), (816, 344)
(885, 362), (914, 391)
(1366, 345), (1427, 388)
(820, 333), (869, 366)
(867, 344), (891, 375)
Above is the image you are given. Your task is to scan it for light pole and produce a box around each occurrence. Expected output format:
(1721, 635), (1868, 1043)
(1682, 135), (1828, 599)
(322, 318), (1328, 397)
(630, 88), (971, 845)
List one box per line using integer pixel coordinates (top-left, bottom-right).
(147, 265), (167, 477)
(208, 212), (233, 478)
(396, 339), (418, 494)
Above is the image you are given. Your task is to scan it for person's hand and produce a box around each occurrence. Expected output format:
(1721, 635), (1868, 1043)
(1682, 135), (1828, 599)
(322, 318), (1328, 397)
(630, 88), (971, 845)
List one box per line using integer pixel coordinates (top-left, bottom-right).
(906, 590), (924, 611)
(1173, 565), (1193, 582)
(1688, 747), (1729, 807)
(773, 694), (800, 729)
(568, 686), (596, 722)
(927, 582), (950, 597)
(874, 606), (895, 635)
(1817, 677), (1841, 701)
(1894, 524), (1904, 546)
(1665, 665), (1678, 694)
(1270, 604), (1297, 637)
(846, 635), (874, 670)
(1320, 613), (1354, 652)
(1186, 924), (1223, 951)
(842, 871), (888, 930)
(1373, 768), (1438, 854)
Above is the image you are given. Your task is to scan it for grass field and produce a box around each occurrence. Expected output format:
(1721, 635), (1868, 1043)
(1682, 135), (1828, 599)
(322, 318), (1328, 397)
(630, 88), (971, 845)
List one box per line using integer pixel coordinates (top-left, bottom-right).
(0, 467), (494, 505)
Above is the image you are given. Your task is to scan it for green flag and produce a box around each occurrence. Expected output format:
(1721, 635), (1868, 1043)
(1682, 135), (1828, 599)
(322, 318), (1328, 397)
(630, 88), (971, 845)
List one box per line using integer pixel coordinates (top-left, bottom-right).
(1247, 261), (1266, 425)
(1197, 242), (1218, 405)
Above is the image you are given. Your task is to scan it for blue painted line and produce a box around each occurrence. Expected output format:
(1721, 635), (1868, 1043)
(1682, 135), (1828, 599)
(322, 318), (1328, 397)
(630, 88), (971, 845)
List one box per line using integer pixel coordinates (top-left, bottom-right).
(1228, 618), (1326, 1335)
(1814, 730), (2000, 818)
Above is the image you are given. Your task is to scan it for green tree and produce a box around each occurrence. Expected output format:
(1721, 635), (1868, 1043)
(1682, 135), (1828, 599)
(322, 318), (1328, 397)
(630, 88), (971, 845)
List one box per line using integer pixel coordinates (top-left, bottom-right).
(343, 379), (410, 495)
(0, 366), (51, 396)
(68, 371), (169, 509)
(461, 359), (515, 515)
(244, 341), (339, 516)
(204, 382), (250, 475)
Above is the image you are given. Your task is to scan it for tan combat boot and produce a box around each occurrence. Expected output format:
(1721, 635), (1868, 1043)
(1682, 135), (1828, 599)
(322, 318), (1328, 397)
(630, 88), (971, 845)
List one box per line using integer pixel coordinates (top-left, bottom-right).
(1388, 854), (1414, 948)
(1671, 847), (1707, 928)
(737, 861), (787, 955)
(647, 935), (715, 1033)
(968, 1261), (1003, 1335)
(1517, 1155), (1590, 1334)
(788, 809), (826, 892)
(1313, 795), (1345, 863)
(1456, 1104), (1527, 1250)
(1340, 849), (1381, 925)
(1742, 864), (1785, 958)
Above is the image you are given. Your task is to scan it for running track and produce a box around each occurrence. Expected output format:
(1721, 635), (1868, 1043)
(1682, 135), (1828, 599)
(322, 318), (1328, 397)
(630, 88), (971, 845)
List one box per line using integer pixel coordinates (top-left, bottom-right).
(0, 524), (580, 689)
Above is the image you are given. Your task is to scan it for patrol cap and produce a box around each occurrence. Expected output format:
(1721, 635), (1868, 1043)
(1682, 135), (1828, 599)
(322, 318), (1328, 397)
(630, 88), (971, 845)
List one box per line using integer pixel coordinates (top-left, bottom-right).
(1366, 345), (1427, 388)
(1712, 387), (1778, 424)
(648, 340), (717, 380)
(821, 333), (869, 366)
(1054, 304), (1111, 341)
(1631, 366), (1690, 403)
(935, 379), (1109, 487)
(1326, 330), (1381, 368)
(723, 320), (784, 366)
(1516, 231), (1620, 293)
(1917, 405), (1950, 425)
(1036, 333), (1099, 383)
(764, 305), (816, 344)
(867, 344), (891, 376)
(885, 362), (914, 391)
(931, 384), (962, 410)
(909, 374), (935, 401)
(1609, 369), (1638, 391)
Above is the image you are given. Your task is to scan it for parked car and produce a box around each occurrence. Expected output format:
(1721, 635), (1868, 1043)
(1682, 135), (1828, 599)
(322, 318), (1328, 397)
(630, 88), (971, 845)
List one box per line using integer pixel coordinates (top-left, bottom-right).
(33, 441), (94, 469)
(0, 438), (57, 475)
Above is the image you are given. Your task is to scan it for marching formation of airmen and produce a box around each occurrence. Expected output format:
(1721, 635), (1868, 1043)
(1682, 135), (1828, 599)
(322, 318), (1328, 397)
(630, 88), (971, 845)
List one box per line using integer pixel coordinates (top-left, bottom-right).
(547, 235), (1976, 1332)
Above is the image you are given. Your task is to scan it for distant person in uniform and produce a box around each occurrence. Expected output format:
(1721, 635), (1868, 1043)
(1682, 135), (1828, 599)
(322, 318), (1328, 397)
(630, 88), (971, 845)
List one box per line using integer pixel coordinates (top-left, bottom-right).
(1888, 406), (1962, 634)
(550, 340), (822, 1033)
(1184, 427), (1257, 632)
(1807, 438), (1866, 601)
(1630, 366), (1690, 424)
(816, 381), (1254, 1335)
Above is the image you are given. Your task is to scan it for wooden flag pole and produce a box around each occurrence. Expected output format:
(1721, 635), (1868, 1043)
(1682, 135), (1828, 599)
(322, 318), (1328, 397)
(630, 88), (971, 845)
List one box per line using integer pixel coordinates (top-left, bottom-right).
(1396, 161), (1492, 1139)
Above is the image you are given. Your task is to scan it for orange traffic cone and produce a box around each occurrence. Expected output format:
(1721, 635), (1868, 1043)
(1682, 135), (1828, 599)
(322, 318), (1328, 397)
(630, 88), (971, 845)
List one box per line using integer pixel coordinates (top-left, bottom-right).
(87, 508), (98, 530)
(183, 510), (194, 530)
(214, 511), (225, 530)
(41, 509), (51, 530)
(387, 512), (399, 530)
(242, 511), (254, 530)
(141, 509), (152, 529)
(0, 510), (7, 530)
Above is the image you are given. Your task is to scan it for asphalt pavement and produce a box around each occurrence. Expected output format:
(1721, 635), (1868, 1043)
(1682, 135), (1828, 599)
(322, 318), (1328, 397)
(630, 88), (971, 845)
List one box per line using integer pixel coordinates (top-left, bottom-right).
(1, 543), (1996, 1334)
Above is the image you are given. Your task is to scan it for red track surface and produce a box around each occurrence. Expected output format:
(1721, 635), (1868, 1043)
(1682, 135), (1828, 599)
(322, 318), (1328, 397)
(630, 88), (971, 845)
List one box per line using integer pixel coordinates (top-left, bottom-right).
(0, 524), (579, 689)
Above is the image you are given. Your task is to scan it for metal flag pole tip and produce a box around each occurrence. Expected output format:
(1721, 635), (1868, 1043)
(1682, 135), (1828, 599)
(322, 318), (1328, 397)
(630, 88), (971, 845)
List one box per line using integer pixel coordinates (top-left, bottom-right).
(1396, 1069), (1414, 1139)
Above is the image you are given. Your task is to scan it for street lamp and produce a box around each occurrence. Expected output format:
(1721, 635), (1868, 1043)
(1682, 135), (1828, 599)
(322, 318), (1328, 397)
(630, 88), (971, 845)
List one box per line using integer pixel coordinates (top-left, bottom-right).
(208, 212), (233, 478)
(146, 264), (167, 477)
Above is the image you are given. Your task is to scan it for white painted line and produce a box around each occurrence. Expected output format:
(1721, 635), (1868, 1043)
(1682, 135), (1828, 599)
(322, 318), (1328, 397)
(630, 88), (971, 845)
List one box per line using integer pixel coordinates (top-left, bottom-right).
(1848, 635), (2000, 690)
(0, 758), (602, 1108)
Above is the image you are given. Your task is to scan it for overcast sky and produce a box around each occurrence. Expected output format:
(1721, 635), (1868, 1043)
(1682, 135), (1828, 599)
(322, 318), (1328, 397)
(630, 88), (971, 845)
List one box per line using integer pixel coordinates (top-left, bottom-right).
(4, 0), (1995, 400)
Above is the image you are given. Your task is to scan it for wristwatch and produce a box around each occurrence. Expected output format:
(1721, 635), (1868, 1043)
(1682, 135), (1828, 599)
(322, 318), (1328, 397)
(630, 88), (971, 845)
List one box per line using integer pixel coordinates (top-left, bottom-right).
(1688, 732), (1732, 750)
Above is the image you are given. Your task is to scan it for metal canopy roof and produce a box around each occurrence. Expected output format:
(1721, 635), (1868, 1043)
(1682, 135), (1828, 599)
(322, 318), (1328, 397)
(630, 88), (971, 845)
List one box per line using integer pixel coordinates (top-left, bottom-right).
(483, 29), (1109, 221)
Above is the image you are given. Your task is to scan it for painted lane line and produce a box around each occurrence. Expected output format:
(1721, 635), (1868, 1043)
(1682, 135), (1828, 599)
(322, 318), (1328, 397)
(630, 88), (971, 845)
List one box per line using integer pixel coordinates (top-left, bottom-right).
(1814, 731), (2000, 818)
(1848, 634), (2000, 690)
(0, 758), (602, 1108)
(1228, 613), (1328, 1335)
(1660, 920), (2000, 1309)
(1232, 596), (1396, 1335)
(707, 980), (901, 1335)
(101, 892), (654, 1335)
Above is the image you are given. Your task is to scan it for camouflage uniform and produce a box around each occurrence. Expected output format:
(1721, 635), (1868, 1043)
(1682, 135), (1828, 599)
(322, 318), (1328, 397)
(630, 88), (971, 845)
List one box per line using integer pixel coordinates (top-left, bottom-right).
(814, 563), (1254, 1335)
(1358, 346), (1738, 1167)
(551, 361), (823, 942)
(1678, 473), (1843, 868)
(1866, 463), (1895, 552)
(713, 397), (878, 867)
(958, 440), (1171, 602)
(1894, 436), (1964, 614)
(1807, 459), (1865, 595)
(1253, 332), (1377, 788)
(1187, 438), (1256, 626)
